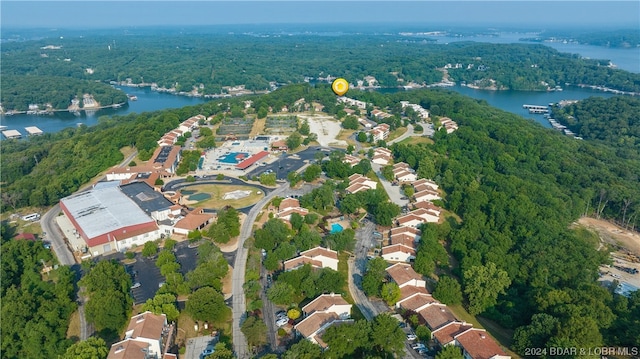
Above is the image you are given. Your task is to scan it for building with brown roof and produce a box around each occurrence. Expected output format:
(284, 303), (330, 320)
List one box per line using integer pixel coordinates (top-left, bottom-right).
(277, 197), (309, 222)
(398, 285), (431, 305)
(271, 140), (288, 152)
(294, 312), (340, 344)
(343, 154), (361, 167)
(414, 188), (441, 202)
(283, 246), (339, 271)
(386, 263), (426, 288)
(346, 174), (377, 194)
(173, 208), (215, 236)
(381, 244), (416, 263)
(455, 328), (510, 359)
(397, 293), (439, 312)
(107, 311), (175, 359)
(412, 178), (439, 191)
(432, 321), (474, 347)
(302, 293), (352, 318)
(418, 304), (457, 331)
(390, 226), (421, 238)
(390, 233), (418, 248)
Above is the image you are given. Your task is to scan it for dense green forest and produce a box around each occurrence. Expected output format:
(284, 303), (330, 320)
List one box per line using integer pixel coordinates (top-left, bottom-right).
(379, 89), (640, 351)
(1, 75), (127, 111)
(2, 32), (639, 111)
(1, 223), (78, 358)
(552, 96), (640, 153)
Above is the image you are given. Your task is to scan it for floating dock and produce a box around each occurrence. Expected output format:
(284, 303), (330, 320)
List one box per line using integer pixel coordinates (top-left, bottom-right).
(25, 126), (44, 136)
(523, 104), (549, 111)
(2, 129), (22, 139)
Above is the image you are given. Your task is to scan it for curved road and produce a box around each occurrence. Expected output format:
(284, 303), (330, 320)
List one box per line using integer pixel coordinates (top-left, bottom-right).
(232, 183), (288, 358)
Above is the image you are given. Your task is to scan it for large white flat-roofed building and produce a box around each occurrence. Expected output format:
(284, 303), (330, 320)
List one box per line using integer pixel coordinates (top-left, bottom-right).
(60, 185), (161, 256)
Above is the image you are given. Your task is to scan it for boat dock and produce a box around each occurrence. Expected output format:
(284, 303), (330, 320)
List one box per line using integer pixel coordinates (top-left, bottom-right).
(2, 129), (22, 139)
(528, 108), (549, 114)
(523, 104), (549, 110)
(25, 126), (44, 136)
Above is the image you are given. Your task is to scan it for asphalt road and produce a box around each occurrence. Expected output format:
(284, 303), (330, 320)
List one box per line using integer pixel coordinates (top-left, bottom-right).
(41, 204), (76, 266)
(232, 184), (288, 359)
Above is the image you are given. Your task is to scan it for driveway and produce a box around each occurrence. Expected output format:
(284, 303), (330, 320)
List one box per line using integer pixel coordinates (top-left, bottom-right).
(372, 163), (409, 208)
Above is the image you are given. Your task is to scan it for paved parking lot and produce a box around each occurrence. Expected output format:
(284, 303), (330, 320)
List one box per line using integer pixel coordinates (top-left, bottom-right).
(246, 146), (334, 180)
(185, 334), (218, 359)
(126, 255), (164, 305)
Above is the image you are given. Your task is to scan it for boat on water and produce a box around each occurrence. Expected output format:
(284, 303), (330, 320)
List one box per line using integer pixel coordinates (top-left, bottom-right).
(127, 94), (138, 101)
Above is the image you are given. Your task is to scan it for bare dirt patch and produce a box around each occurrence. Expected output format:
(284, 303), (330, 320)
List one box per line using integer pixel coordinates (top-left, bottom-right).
(578, 217), (640, 257)
(298, 114), (346, 147)
(250, 117), (267, 137)
(221, 264), (233, 299)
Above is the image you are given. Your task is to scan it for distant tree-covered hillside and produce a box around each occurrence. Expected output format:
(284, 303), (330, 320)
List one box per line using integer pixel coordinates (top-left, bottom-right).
(1, 32), (639, 110)
(552, 96), (640, 153)
(1, 75), (127, 111)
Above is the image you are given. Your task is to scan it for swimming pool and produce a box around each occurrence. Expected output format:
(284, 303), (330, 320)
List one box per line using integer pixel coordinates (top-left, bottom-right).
(330, 223), (344, 234)
(218, 152), (249, 164)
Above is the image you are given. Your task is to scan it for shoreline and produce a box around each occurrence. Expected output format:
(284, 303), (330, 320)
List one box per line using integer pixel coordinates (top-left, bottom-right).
(1, 102), (127, 116)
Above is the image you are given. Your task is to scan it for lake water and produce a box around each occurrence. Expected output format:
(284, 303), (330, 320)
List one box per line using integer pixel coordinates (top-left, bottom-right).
(0, 86), (208, 135)
(1, 32), (636, 136)
(428, 32), (640, 73)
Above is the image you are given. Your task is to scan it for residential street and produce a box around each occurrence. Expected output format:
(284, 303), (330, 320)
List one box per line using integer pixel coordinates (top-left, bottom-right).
(350, 220), (425, 359)
(232, 184), (288, 359)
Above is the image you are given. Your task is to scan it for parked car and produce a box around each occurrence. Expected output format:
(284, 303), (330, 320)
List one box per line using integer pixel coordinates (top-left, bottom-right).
(412, 343), (426, 350)
(201, 348), (215, 358)
(407, 334), (417, 341)
(131, 282), (141, 289)
(275, 310), (287, 319)
(276, 317), (289, 327)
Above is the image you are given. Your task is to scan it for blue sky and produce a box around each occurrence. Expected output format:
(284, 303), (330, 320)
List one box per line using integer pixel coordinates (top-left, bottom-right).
(2, 1), (638, 29)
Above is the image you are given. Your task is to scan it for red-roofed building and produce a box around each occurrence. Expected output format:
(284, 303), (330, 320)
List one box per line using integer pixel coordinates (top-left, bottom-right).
(236, 151), (269, 170)
(271, 140), (288, 152)
(432, 321), (474, 347)
(14, 233), (36, 241)
(418, 304), (457, 331)
(455, 328), (510, 359)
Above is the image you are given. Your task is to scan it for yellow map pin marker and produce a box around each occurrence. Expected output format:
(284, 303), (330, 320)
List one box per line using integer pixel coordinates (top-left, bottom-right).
(332, 78), (349, 96)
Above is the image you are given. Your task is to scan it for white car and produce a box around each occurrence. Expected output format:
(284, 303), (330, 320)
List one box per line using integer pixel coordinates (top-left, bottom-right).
(407, 334), (418, 341)
(131, 282), (141, 289)
(276, 317), (289, 327)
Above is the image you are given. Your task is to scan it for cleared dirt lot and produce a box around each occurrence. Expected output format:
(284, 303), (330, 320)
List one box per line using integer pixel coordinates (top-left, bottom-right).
(579, 217), (640, 257)
(298, 114), (347, 147)
(580, 217), (640, 289)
